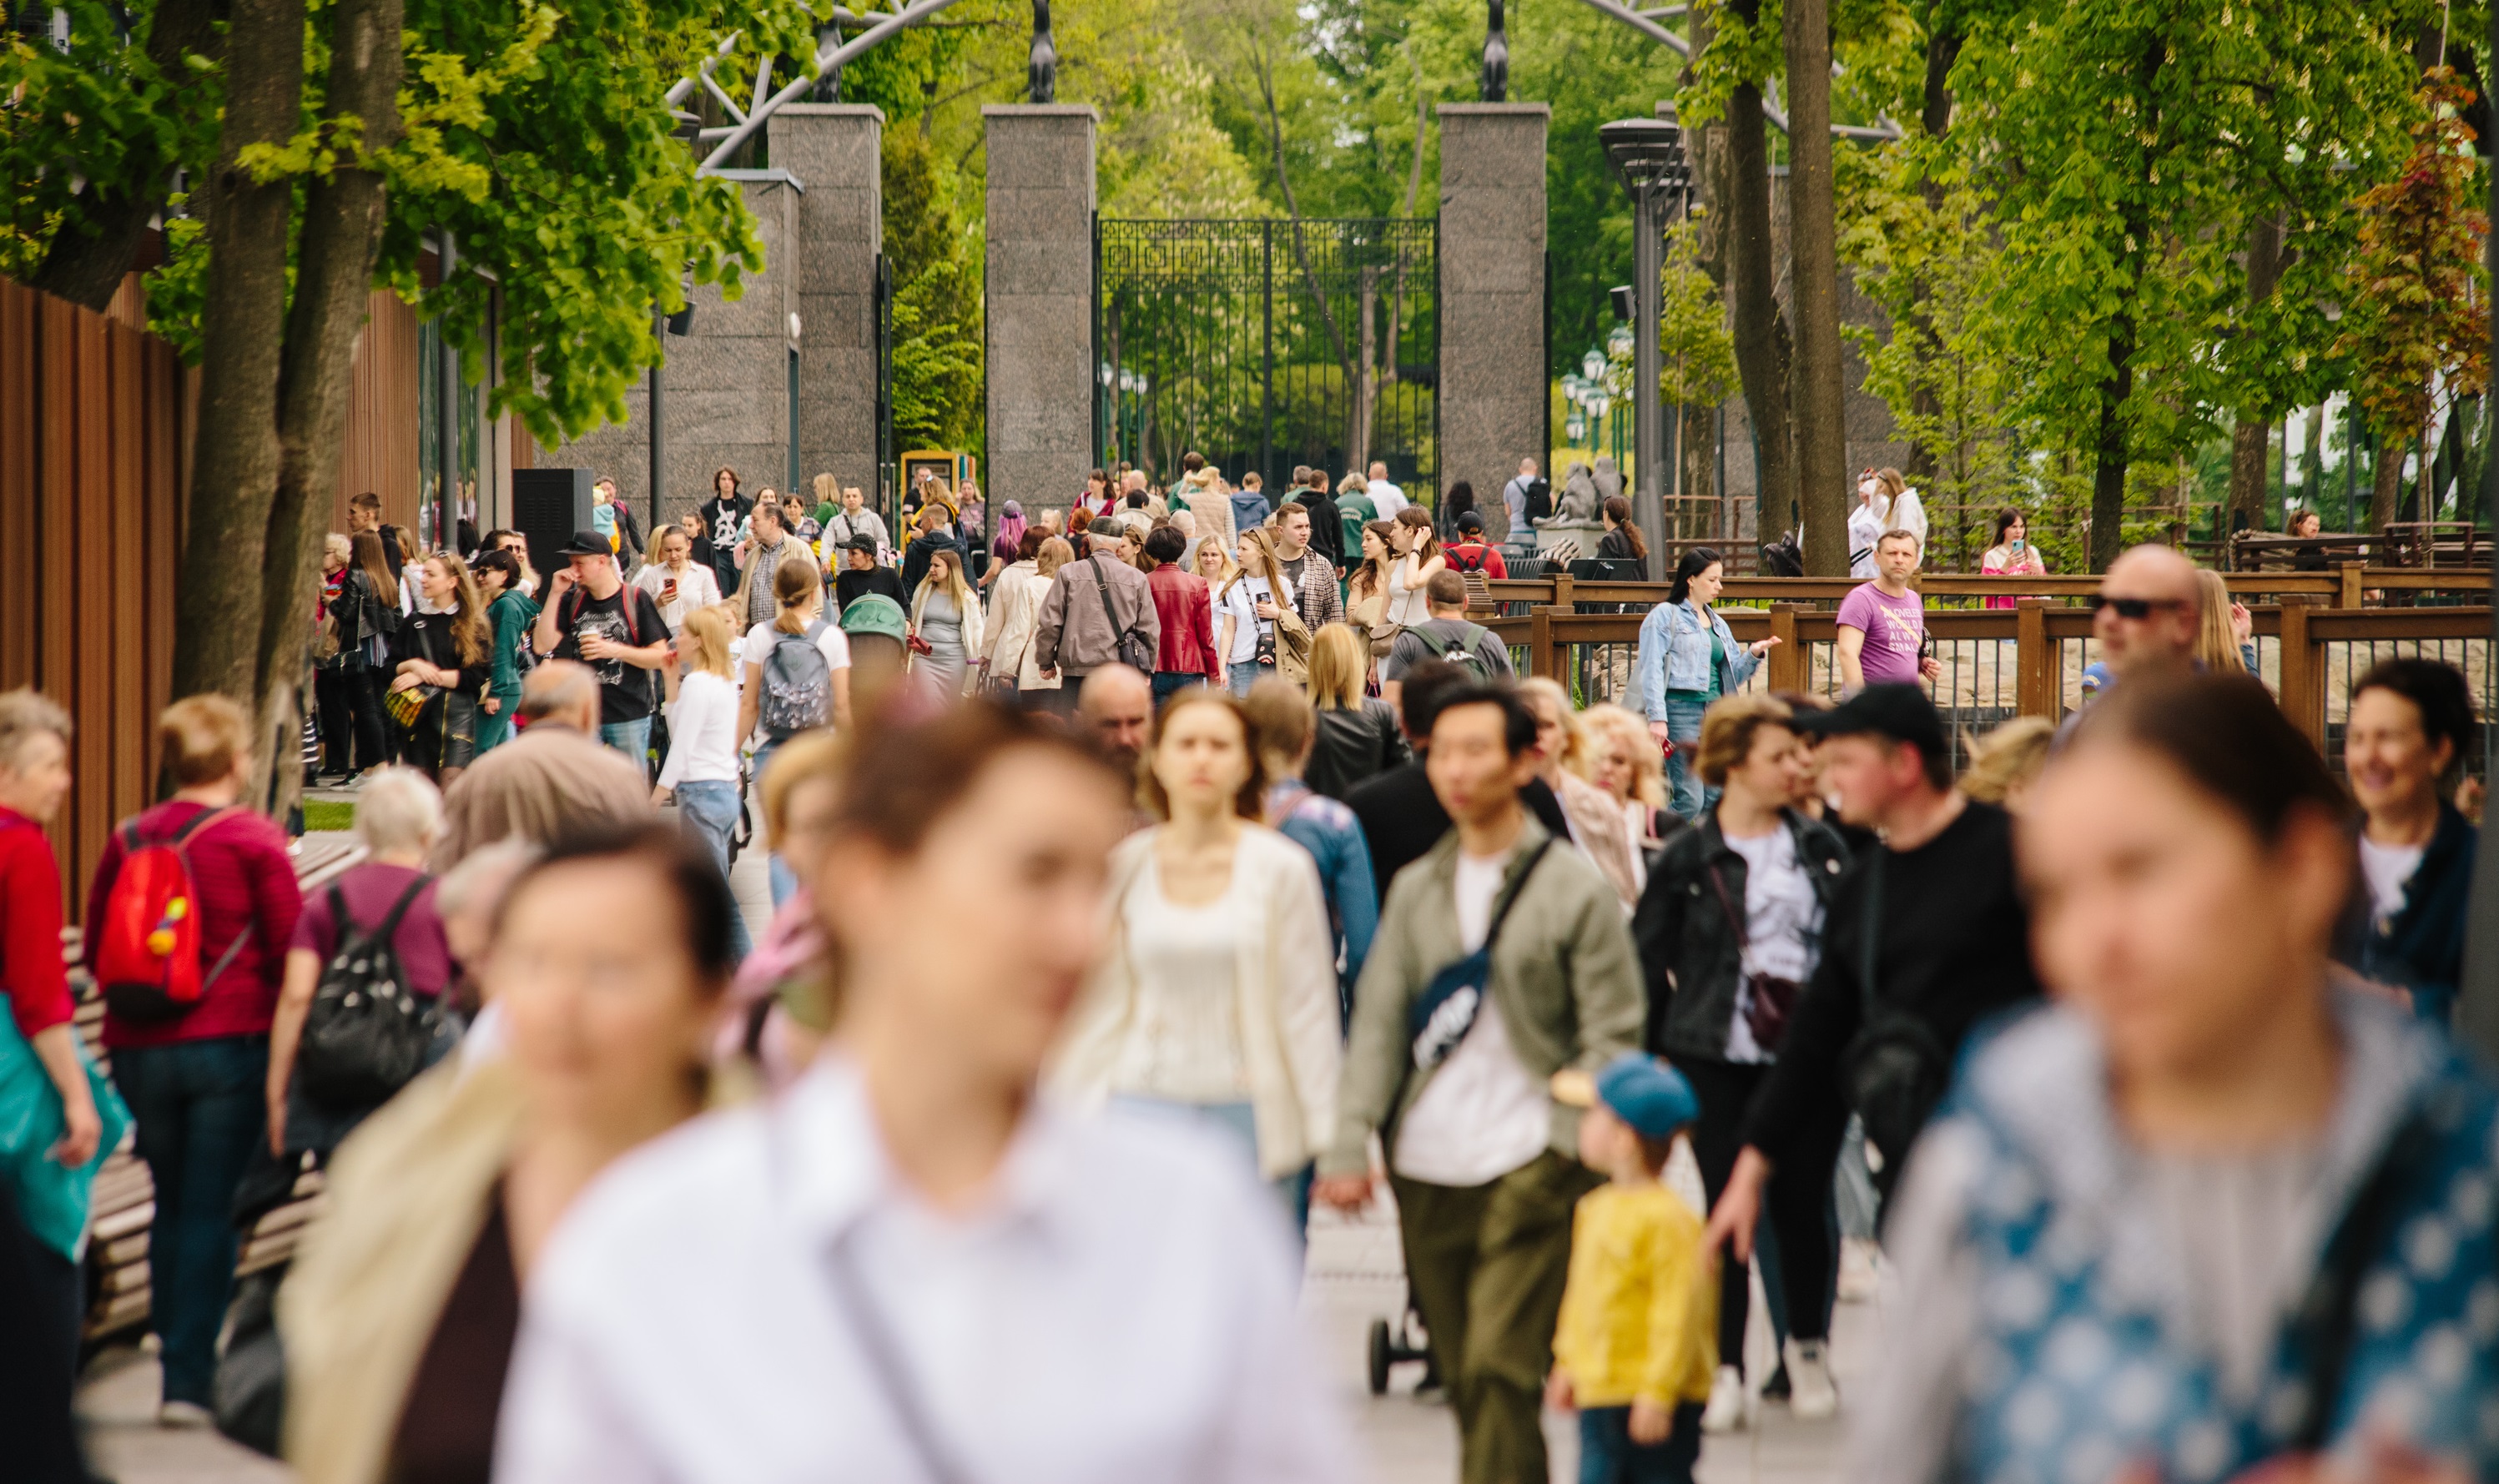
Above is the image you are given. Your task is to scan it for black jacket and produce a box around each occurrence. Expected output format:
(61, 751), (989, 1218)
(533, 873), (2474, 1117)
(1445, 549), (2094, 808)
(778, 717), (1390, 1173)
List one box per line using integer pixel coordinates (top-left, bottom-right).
(1346, 762), (1574, 908)
(836, 565), (909, 616)
(1302, 492), (1345, 568)
(1635, 807), (1851, 1063)
(1306, 701), (1409, 801)
(2339, 803), (2479, 1025)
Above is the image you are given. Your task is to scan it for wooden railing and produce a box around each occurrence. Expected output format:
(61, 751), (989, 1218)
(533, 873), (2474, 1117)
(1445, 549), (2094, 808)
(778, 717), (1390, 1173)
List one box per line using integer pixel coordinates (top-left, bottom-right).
(1475, 601), (2496, 760)
(1477, 564), (2495, 614)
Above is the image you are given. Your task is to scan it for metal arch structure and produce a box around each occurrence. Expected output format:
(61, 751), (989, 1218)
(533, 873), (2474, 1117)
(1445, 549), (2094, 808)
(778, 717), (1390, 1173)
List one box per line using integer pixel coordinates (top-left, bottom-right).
(663, 0), (976, 176)
(1563, 0), (1901, 141)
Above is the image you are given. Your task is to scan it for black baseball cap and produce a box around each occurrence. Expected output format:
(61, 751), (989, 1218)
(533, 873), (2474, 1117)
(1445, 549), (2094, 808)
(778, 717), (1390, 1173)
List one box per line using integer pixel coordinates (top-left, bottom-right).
(556, 529), (612, 557)
(1789, 684), (1948, 762)
(841, 531), (879, 554)
(1457, 510), (1486, 535)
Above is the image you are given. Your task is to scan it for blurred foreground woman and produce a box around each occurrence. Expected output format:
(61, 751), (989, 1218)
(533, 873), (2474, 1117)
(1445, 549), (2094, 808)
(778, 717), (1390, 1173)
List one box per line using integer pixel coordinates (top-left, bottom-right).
(496, 702), (1352, 1483)
(1855, 672), (2499, 1484)
(281, 825), (734, 1484)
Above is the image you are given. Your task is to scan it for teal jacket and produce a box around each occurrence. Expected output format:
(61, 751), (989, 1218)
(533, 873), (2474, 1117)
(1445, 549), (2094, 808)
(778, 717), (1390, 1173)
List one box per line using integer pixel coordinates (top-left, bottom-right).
(486, 589), (541, 702)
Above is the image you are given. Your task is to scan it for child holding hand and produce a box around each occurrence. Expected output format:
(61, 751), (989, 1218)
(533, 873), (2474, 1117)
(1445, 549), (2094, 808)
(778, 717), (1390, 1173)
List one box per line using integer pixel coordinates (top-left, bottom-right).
(1545, 1054), (1717, 1484)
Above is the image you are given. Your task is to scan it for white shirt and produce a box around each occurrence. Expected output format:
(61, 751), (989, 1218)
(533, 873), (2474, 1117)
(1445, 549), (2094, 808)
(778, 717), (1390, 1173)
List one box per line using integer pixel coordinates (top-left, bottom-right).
(1847, 501), (1886, 579)
(1720, 826), (1824, 1064)
(496, 1059), (1353, 1484)
(657, 670), (740, 788)
(1390, 849), (1554, 1186)
(1367, 479), (1408, 520)
(632, 562), (720, 632)
(2358, 835), (2426, 923)
(1218, 576), (1273, 665)
(1108, 859), (1250, 1102)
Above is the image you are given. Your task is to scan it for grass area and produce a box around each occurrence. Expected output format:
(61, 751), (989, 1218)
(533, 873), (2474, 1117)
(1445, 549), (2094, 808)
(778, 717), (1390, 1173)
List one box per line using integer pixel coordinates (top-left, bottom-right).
(303, 800), (355, 833)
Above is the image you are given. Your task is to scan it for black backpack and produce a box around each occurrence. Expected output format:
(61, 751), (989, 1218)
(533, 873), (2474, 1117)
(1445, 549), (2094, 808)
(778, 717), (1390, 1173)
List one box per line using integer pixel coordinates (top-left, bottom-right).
(1524, 477), (1553, 523)
(296, 878), (444, 1111)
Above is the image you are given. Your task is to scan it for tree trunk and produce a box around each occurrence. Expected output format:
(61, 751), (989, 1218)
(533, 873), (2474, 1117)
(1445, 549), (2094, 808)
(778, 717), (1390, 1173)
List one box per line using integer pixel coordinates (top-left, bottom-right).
(253, 0), (404, 798)
(1785, 0), (1847, 575)
(25, 0), (227, 310)
(169, 0), (306, 707)
(1724, 79), (1797, 543)
(2371, 432), (2404, 533)
(1901, 19), (1962, 485)
(2089, 308), (2136, 571)
(2301, 402), (2325, 509)
(2224, 214), (2285, 536)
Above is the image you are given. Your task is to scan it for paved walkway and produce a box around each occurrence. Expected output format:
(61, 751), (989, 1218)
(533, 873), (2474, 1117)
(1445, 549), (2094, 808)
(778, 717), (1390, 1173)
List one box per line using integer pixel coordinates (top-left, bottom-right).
(78, 802), (1870, 1482)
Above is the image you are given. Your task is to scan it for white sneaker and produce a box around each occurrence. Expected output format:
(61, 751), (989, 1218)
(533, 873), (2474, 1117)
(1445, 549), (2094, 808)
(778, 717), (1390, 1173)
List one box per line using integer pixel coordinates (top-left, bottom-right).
(1836, 1235), (1882, 1303)
(159, 1400), (214, 1429)
(1786, 1339), (1838, 1421)
(1700, 1365), (1747, 1433)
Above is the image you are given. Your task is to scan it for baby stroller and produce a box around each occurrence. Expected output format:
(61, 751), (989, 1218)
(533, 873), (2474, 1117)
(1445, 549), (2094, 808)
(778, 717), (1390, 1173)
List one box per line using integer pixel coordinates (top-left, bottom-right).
(1366, 1286), (1440, 1396)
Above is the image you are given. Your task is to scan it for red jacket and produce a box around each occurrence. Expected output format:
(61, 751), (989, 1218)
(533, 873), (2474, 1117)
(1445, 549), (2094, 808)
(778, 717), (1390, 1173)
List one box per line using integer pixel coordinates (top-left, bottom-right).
(0, 807), (72, 1039)
(84, 802), (301, 1049)
(1148, 565), (1222, 682)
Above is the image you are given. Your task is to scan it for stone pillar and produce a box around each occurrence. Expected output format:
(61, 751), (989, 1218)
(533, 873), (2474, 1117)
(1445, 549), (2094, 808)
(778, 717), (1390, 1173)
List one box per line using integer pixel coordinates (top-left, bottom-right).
(547, 178), (801, 526)
(1437, 103), (1548, 543)
(768, 104), (884, 504)
(984, 104), (1096, 517)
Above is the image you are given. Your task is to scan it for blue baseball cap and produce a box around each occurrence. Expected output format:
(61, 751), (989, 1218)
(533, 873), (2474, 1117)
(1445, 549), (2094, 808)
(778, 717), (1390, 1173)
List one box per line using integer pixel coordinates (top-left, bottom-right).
(1595, 1054), (1699, 1139)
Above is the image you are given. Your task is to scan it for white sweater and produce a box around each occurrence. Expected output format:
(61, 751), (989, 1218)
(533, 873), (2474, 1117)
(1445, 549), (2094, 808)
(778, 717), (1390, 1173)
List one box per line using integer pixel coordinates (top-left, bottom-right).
(657, 671), (740, 788)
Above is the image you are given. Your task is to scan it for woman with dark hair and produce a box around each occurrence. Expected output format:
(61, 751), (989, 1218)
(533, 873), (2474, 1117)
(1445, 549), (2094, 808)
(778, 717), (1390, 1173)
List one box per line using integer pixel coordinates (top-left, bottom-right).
(280, 823), (738, 1484)
(1634, 547), (1780, 818)
(320, 531), (401, 782)
(1598, 494), (1648, 566)
(694, 466), (752, 597)
(471, 546), (540, 754)
(1383, 506), (1446, 631)
(1441, 480), (1476, 541)
(2339, 657), (2480, 1025)
(1978, 508), (2045, 607)
(1857, 670), (2499, 1484)
(389, 551), (491, 788)
(498, 703), (1351, 1477)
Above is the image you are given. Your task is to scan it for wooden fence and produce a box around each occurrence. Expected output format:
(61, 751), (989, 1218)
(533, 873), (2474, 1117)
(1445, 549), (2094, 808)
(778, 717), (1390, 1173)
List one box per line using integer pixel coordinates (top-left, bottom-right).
(1479, 566), (2495, 613)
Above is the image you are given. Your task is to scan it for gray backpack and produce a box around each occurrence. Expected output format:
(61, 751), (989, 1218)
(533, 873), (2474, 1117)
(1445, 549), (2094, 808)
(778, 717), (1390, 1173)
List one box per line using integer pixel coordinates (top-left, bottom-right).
(759, 619), (834, 738)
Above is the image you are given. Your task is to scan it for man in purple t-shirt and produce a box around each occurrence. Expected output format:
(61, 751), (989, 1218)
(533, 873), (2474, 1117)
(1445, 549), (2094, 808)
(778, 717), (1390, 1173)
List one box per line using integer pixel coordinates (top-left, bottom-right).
(1836, 528), (1944, 692)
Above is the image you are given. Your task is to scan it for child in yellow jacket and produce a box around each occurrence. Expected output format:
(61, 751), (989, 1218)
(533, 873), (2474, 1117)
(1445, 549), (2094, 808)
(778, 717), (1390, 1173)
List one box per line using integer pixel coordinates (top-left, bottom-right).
(1545, 1054), (1716, 1484)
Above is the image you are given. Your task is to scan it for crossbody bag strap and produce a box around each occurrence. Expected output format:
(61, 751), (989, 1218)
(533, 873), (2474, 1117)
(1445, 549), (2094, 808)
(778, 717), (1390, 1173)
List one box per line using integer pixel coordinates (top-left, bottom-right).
(1483, 838), (1559, 953)
(824, 1230), (975, 1484)
(1086, 556), (1127, 644)
(1701, 856), (1758, 981)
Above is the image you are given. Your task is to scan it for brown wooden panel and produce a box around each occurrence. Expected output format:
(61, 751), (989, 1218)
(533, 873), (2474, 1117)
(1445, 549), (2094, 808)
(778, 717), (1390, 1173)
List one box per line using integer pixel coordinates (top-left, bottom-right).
(0, 284), (34, 694)
(334, 289), (421, 534)
(73, 305), (114, 903)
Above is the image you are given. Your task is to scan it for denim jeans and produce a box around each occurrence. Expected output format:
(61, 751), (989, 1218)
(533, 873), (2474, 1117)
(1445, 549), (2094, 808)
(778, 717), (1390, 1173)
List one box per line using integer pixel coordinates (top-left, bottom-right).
(112, 1035), (270, 1406)
(600, 716), (652, 773)
(747, 741), (800, 910)
(1578, 1401), (1703, 1484)
(1661, 692), (1715, 820)
(1228, 660), (1262, 697)
(1151, 671), (1205, 707)
(673, 779), (754, 962)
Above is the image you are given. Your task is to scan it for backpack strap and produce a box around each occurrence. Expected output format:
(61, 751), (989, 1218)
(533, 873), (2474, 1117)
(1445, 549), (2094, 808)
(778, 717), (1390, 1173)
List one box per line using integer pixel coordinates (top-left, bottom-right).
(366, 875), (433, 947)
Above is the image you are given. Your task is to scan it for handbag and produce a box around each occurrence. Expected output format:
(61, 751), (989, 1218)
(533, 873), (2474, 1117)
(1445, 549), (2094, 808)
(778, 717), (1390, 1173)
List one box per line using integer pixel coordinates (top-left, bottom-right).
(1408, 840), (1555, 1071)
(1089, 556), (1155, 673)
(1703, 857), (1804, 1054)
(383, 679), (441, 733)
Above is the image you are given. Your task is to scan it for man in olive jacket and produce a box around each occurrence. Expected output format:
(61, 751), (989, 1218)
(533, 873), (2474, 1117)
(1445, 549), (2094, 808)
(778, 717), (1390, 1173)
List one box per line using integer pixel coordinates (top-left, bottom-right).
(1315, 682), (1645, 1484)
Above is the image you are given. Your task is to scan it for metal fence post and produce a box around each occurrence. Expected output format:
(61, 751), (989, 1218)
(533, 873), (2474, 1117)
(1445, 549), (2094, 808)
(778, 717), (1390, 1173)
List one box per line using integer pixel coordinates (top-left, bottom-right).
(1261, 219), (1274, 490)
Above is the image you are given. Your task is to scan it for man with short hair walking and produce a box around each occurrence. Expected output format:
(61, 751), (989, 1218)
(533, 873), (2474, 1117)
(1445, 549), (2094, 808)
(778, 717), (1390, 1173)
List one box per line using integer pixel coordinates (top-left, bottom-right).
(1272, 501), (1344, 634)
(1318, 682), (1645, 1484)
(1380, 570), (1512, 712)
(1367, 460), (1408, 521)
(531, 532), (673, 762)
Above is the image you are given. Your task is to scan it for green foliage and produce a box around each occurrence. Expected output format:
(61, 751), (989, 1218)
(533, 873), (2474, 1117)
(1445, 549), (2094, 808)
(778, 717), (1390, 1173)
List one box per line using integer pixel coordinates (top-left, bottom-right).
(883, 126), (981, 452)
(1658, 220), (1736, 409)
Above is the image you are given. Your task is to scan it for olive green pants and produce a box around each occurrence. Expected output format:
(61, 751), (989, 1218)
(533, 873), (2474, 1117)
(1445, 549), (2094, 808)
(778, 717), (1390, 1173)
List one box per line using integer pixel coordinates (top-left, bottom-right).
(1392, 1149), (1604, 1484)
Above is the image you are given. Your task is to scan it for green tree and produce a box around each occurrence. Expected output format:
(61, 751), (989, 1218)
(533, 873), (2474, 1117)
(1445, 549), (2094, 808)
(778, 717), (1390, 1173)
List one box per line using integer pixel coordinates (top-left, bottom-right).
(883, 125), (983, 451)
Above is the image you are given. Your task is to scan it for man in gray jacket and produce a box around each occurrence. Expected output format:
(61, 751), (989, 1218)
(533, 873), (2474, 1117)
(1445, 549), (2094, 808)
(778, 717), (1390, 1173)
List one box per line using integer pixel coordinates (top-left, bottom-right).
(1316, 680), (1645, 1484)
(1034, 533), (1161, 706)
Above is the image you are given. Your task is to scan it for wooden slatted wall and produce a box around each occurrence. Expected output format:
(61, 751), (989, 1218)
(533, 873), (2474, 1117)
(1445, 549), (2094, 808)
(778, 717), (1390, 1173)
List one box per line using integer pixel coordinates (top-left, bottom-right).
(330, 288), (421, 534)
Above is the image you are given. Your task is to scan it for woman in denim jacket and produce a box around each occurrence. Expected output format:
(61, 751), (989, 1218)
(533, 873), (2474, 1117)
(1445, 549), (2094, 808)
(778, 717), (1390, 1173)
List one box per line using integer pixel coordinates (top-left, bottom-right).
(1634, 547), (1779, 817)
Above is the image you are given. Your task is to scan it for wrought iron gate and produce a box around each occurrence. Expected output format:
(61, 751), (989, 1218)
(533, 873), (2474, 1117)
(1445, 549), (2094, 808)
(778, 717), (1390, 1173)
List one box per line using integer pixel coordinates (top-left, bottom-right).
(1094, 219), (1438, 497)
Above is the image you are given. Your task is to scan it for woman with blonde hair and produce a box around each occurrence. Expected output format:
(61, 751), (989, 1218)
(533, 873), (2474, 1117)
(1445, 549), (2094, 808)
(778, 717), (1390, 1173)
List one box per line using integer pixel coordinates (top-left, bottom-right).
(1216, 525), (1311, 694)
(1959, 715), (2054, 812)
(1053, 689), (1341, 1232)
(1583, 702), (1675, 850)
(656, 606), (752, 961)
(907, 544), (983, 697)
(1517, 678), (1642, 909)
(2191, 566), (2258, 677)
(1867, 465), (1927, 555)
(1303, 622), (1408, 798)
(389, 551), (491, 787)
(741, 561), (854, 904)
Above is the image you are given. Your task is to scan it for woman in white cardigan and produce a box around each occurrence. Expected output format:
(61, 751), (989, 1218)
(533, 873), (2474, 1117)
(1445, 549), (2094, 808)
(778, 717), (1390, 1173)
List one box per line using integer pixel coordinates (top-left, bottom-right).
(979, 526), (1062, 702)
(1053, 689), (1341, 1236)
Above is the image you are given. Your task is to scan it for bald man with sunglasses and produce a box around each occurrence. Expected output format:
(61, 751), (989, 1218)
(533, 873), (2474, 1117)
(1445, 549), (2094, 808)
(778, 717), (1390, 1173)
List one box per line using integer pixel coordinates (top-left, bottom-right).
(2075, 544), (2203, 708)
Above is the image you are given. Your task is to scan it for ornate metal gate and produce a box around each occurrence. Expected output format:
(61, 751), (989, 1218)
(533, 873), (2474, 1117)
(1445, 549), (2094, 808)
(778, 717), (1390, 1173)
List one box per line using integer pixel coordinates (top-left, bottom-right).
(1094, 219), (1438, 497)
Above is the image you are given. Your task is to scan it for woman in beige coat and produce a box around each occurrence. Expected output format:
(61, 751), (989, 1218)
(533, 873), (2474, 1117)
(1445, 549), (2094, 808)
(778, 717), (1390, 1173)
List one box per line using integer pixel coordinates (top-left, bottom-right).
(982, 530), (1069, 703)
(278, 824), (736, 1484)
(1051, 691), (1340, 1230)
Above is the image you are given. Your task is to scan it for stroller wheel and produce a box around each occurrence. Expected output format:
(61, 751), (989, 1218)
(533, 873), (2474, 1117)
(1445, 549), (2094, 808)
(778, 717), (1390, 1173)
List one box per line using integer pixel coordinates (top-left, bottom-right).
(1367, 1318), (1393, 1396)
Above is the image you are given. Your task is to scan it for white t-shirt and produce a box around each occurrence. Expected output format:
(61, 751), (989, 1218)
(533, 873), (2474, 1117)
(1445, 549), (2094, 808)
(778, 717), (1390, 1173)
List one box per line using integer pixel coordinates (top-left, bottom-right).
(633, 562), (721, 632)
(743, 619), (853, 687)
(1848, 501), (1886, 579)
(2358, 835), (2426, 923)
(1217, 577), (1273, 665)
(1391, 848), (1553, 1186)
(1368, 479), (1408, 521)
(1720, 826), (1824, 1064)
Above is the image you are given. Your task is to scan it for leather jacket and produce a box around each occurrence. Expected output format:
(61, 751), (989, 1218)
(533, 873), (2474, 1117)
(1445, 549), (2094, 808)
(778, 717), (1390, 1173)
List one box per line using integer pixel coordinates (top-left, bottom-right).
(1635, 806), (1850, 1062)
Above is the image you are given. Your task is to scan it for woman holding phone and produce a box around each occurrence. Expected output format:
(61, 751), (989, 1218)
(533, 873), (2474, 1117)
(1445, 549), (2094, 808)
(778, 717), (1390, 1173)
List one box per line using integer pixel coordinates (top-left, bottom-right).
(633, 524), (722, 633)
(1979, 509), (2046, 608)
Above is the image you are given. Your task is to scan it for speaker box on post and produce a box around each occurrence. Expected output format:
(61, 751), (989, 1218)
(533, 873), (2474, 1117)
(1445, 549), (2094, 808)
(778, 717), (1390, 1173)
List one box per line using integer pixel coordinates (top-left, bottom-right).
(511, 469), (595, 582)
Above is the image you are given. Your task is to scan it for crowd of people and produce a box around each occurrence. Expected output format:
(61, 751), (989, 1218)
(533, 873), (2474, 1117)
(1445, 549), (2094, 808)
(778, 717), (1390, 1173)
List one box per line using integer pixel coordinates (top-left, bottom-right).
(1, 450), (2494, 1484)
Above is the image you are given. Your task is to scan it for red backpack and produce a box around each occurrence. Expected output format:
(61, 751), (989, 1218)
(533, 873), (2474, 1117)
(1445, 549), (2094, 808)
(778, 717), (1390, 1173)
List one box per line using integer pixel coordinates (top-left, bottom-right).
(92, 807), (248, 1024)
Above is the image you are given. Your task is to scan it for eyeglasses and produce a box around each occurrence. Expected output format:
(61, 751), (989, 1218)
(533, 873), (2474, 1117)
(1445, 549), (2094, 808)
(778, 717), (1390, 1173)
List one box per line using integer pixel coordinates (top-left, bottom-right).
(2088, 595), (2189, 620)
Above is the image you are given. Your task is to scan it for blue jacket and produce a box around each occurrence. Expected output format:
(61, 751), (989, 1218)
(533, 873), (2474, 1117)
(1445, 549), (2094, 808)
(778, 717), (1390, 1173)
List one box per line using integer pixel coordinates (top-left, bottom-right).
(1633, 600), (1759, 722)
(2340, 803), (2478, 1026)
(1230, 490), (1273, 535)
(1271, 782), (1377, 1025)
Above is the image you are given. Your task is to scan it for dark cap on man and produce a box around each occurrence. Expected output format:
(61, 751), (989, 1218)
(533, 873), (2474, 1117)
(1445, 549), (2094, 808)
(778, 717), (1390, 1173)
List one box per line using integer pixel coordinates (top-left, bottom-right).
(842, 531), (879, 555)
(1789, 683), (1949, 765)
(557, 529), (612, 558)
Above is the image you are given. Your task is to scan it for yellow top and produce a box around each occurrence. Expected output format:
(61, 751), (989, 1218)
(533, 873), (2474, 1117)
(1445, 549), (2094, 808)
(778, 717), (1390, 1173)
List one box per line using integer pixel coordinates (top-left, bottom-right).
(1551, 1182), (1720, 1409)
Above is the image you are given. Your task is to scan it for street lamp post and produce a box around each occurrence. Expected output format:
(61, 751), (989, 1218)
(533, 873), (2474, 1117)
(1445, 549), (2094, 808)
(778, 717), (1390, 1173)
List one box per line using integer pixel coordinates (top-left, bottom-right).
(1600, 117), (1691, 579)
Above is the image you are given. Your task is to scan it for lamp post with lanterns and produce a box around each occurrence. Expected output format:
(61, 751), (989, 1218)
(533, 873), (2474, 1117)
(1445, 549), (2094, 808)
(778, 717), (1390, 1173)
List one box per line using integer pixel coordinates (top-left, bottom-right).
(1600, 115), (1692, 578)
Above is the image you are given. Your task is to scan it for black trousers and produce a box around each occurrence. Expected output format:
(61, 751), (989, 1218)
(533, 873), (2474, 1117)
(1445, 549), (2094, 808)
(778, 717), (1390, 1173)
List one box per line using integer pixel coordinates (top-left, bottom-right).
(0, 1173), (87, 1483)
(315, 664), (389, 773)
(1679, 1057), (1842, 1363)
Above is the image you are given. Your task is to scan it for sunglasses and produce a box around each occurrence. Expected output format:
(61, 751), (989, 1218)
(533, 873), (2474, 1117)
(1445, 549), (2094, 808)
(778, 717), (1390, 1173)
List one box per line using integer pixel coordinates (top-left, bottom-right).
(2088, 595), (2188, 620)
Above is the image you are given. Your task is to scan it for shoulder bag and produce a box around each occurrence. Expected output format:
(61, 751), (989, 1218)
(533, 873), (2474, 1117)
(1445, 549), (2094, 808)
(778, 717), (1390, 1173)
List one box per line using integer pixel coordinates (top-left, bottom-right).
(1408, 839), (1557, 1071)
(1703, 855), (1803, 1053)
(1090, 556), (1155, 673)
